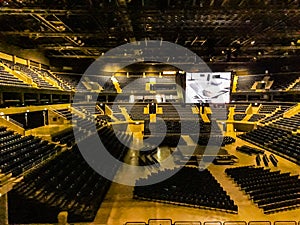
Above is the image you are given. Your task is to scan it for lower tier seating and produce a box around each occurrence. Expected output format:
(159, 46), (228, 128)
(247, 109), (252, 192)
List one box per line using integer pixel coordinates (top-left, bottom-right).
(9, 148), (111, 223)
(8, 125), (131, 224)
(248, 114), (266, 122)
(238, 126), (300, 164)
(225, 166), (300, 214)
(234, 114), (246, 121)
(190, 135), (235, 146)
(134, 167), (238, 213)
(57, 109), (72, 120)
(258, 105), (279, 114)
(0, 126), (61, 176)
(260, 105), (293, 124)
(234, 105), (249, 113)
(238, 126), (291, 146)
(0, 69), (29, 88)
(271, 112), (300, 131)
(236, 145), (264, 155)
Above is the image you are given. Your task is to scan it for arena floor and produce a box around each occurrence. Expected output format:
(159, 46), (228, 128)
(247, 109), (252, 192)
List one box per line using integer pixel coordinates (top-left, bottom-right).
(90, 132), (300, 225)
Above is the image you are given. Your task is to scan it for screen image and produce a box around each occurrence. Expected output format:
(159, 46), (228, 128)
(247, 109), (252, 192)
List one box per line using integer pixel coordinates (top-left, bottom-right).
(185, 72), (232, 104)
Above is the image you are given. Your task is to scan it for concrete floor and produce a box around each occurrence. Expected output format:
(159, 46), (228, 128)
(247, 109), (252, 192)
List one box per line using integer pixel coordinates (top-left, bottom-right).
(91, 132), (300, 225)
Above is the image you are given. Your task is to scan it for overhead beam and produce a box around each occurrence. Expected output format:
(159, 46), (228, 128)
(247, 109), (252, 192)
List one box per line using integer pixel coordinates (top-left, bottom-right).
(0, 8), (113, 15)
(47, 54), (300, 60)
(190, 46), (300, 51)
(41, 44), (300, 52)
(48, 55), (99, 58)
(1, 8), (300, 16)
(0, 31), (110, 38)
(40, 45), (109, 51)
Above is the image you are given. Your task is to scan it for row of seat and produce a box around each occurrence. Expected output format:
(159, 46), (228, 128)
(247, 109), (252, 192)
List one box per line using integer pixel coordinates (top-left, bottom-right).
(52, 115), (109, 147)
(236, 75), (263, 91)
(0, 126), (61, 177)
(258, 105), (279, 114)
(234, 105), (249, 112)
(260, 105), (292, 124)
(56, 109), (72, 120)
(134, 167), (238, 213)
(225, 166), (300, 214)
(9, 125), (132, 223)
(234, 114), (246, 121)
(190, 135), (235, 146)
(9, 148), (110, 223)
(236, 73), (300, 91)
(236, 145), (264, 155)
(248, 114), (266, 122)
(7, 62), (58, 90)
(256, 154), (278, 167)
(0, 68), (29, 87)
(239, 125), (300, 164)
(238, 125), (291, 146)
(271, 112), (300, 131)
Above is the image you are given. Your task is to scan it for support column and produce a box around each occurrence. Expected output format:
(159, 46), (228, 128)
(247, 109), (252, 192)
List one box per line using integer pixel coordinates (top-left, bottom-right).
(0, 194), (8, 225)
(49, 94), (53, 104)
(37, 93), (41, 105)
(20, 93), (25, 105)
(0, 92), (3, 106)
(59, 95), (63, 103)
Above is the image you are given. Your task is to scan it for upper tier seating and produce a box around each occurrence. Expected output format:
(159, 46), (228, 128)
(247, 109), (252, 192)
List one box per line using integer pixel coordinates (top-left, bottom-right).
(225, 166), (300, 214)
(0, 126), (61, 176)
(248, 114), (266, 122)
(236, 75), (263, 91)
(233, 114), (246, 121)
(16, 64), (58, 90)
(53, 73), (81, 91)
(258, 105), (279, 114)
(134, 167), (238, 213)
(40, 70), (72, 91)
(270, 73), (299, 91)
(115, 76), (177, 93)
(236, 73), (300, 91)
(0, 66), (29, 88)
(234, 105), (248, 112)
(291, 82), (300, 91)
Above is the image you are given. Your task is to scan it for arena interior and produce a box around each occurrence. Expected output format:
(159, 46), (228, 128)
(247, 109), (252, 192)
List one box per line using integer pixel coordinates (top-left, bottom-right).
(0, 1), (300, 225)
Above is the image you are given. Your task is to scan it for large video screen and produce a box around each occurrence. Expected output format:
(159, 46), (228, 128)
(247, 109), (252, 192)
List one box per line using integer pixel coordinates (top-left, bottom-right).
(185, 72), (232, 103)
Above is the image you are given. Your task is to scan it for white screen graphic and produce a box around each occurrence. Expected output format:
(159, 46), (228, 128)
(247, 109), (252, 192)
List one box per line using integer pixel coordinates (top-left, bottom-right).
(185, 72), (231, 103)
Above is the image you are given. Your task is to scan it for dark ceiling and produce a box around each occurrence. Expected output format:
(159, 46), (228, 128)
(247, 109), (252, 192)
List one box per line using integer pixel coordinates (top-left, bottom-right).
(0, 0), (300, 63)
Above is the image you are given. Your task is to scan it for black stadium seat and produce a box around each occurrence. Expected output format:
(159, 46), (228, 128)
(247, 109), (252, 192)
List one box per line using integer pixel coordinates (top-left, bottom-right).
(225, 166), (300, 214)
